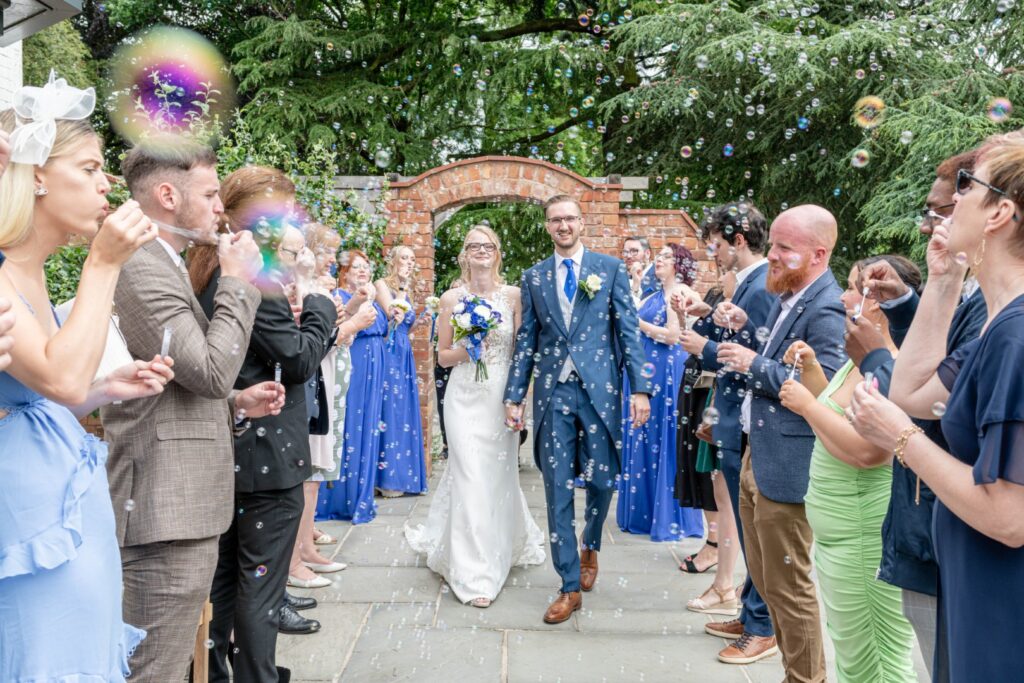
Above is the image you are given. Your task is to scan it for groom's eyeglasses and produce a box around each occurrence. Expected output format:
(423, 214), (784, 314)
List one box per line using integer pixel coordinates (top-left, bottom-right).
(546, 216), (581, 226)
(465, 243), (497, 253)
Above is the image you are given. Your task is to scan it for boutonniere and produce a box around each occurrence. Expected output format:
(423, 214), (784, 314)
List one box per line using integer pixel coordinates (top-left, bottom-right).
(579, 273), (603, 299)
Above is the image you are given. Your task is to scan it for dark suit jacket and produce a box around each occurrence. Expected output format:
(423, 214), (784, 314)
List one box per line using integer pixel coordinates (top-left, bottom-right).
(746, 269), (847, 503)
(200, 270), (337, 493)
(693, 262), (774, 453)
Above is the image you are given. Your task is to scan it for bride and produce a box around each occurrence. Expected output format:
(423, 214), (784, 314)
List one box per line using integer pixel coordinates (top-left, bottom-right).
(404, 224), (545, 607)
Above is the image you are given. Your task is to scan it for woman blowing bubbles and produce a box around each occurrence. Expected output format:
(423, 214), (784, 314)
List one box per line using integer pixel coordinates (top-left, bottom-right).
(848, 132), (1024, 682)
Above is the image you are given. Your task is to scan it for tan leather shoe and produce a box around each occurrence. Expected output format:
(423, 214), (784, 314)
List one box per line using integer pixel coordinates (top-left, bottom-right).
(717, 633), (779, 664)
(580, 549), (598, 592)
(543, 591), (582, 624)
(704, 617), (744, 639)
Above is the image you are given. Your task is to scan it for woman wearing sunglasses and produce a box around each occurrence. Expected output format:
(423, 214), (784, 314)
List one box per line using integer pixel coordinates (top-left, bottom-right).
(848, 132), (1024, 682)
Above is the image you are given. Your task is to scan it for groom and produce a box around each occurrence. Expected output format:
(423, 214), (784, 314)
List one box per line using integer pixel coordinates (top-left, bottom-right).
(504, 195), (651, 624)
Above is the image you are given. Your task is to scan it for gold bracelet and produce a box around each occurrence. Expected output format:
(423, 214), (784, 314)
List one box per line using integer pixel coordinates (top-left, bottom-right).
(893, 425), (925, 505)
(893, 425), (924, 468)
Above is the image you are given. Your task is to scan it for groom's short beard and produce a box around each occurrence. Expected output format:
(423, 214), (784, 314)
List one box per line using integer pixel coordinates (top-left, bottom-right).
(766, 260), (811, 295)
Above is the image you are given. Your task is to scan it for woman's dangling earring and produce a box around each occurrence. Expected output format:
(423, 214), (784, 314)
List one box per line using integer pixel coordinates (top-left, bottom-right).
(34, 186), (48, 197)
(971, 237), (986, 271)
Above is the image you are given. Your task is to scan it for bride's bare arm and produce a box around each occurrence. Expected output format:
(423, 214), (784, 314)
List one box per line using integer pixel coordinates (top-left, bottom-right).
(508, 285), (522, 332)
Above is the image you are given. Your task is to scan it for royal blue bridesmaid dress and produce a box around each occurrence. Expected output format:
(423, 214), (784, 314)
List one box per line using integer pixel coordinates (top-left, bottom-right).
(616, 289), (704, 541)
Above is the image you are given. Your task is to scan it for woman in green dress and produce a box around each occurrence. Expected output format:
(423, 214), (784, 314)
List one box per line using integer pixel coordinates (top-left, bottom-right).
(778, 256), (920, 683)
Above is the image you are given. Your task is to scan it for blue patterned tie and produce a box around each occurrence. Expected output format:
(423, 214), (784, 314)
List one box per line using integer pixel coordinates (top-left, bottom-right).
(563, 258), (577, 302)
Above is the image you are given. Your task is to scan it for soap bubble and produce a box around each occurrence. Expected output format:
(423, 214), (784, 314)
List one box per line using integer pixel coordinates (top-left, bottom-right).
(987, 98), (1012, 123)
(931, 402), (947, 417)
(851, 149), (871, 168)
(853, 96), (886, 128)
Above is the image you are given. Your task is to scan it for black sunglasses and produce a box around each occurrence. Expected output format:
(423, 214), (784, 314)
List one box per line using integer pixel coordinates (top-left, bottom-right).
(956, 169), (1008, 197)
(919, 203), (955, 226)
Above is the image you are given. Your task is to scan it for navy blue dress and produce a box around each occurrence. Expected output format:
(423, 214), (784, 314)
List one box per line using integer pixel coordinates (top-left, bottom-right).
(316, 290), (388, 524)
(937, 294), (1024, 682)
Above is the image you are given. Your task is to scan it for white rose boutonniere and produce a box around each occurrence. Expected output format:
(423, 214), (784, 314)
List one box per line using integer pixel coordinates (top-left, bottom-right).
(579, 273), (603, 299)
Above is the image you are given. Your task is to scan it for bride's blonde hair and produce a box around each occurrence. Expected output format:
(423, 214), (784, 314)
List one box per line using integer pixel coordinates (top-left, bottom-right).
(457, 224), (505, 286)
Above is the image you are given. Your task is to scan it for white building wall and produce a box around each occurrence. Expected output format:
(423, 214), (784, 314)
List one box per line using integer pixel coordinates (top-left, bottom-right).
(0, 41), (23, 108)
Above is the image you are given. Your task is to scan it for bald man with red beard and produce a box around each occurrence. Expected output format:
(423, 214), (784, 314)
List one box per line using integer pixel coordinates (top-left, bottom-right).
(713, 205), (847, 682)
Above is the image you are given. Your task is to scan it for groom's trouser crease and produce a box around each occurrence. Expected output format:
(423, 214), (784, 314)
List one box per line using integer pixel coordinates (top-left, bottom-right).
(537, 377), (616, 594)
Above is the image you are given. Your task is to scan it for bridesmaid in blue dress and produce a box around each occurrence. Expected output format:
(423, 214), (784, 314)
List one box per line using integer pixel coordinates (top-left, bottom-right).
(617, 244), (704, 541)
(316, 249), (388, 524)
(847, 143), (1024, 682)
(0, 101), (170, 679)
(374, 245), (427, 497)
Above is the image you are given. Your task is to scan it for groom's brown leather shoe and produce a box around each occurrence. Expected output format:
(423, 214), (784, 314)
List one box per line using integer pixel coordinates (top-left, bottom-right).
(543, 591), (582, 624)
(580, 549), (599, 592)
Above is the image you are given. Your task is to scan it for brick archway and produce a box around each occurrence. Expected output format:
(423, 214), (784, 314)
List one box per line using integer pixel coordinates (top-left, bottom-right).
(384, 156), (711, 471)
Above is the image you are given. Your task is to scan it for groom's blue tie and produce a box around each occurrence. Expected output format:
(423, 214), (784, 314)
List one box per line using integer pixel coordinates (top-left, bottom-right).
(562, 258), (577, 302)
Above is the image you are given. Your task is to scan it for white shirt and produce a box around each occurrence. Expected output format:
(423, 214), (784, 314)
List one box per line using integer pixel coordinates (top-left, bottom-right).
(555, 244), (584, 382)
(156, 237), (184, 269)
(734, 257), (768, 289)
(741, 270), (828, 433)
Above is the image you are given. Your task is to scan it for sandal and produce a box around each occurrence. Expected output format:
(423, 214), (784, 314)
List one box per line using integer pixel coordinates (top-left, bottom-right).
(686, 585), (739, 616)
(313, 528), (337, 545)
(470, 597), (492, 608)
(679, 540), (719, 573)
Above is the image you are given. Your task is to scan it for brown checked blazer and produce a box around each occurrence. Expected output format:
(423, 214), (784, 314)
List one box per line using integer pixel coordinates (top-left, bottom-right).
(101, 240), (261, 547)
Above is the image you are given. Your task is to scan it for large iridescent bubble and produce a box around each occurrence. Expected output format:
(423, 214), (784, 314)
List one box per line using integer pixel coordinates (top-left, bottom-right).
(109, 27), (235, 145)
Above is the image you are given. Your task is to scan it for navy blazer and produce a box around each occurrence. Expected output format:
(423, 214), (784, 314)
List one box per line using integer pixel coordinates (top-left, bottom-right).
(746, 269), (847, 504)
(860, 286), (986, 595)
(504, 250), (651, 466)
(693, 262), (774, 453)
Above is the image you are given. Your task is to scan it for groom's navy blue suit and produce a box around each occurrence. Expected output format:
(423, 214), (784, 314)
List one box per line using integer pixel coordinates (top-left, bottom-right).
(505, 248), (650, 593)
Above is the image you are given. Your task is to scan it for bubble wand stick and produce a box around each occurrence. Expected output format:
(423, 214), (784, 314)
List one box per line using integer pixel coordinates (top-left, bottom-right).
(850, 286), (870, 323)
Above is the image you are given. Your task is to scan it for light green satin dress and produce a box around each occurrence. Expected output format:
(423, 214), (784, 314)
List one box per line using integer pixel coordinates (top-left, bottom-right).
(803, 360), (917, 683)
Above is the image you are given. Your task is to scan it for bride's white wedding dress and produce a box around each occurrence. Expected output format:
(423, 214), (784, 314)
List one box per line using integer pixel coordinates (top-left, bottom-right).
(404, 286), (546, 603)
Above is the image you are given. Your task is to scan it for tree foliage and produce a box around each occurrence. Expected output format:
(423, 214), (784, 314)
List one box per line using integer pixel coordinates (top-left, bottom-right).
(43, 0), (1024, 288)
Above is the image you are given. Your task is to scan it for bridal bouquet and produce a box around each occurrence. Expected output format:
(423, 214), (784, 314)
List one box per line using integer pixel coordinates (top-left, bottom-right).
(451, 295), (503, 381)
(386, 298), (412, 349)
(424, 296), (441, 345)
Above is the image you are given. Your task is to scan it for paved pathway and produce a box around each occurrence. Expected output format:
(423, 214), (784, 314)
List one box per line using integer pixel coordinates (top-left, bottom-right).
(280, 458), (929, 682)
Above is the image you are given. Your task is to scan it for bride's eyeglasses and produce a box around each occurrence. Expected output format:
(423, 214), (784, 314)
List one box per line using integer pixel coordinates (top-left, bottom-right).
(465, 242), (497, 253)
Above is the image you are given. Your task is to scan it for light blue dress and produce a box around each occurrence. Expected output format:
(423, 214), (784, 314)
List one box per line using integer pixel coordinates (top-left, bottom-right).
(617, 290), (704, 541)
(377, 291), (427, 494)
(0, 349), (145, 680)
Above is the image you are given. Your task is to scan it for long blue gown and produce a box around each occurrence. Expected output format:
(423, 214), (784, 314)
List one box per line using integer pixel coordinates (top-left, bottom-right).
(316, 290), (387, 525)
(616, 290), (704, 541)
(0, 315), (145, 680)
(935, 293), (1024, 682)
(377, 291), (427, 494)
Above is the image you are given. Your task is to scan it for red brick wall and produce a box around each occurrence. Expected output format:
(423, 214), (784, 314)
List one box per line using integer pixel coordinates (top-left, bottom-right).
(385, 157), (712, 471)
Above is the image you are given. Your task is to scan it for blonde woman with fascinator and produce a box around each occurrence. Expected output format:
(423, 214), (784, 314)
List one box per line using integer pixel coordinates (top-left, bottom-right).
(405, 225), (545, 608)
(374, 244), (428, 497)
(0, 74), (173, 681)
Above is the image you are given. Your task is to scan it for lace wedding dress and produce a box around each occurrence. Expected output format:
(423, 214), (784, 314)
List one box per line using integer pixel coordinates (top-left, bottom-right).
(404, 286), (546, 602)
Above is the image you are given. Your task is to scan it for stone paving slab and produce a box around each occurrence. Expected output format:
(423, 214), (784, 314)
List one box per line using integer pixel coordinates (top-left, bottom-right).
(279, 463), (931, 682)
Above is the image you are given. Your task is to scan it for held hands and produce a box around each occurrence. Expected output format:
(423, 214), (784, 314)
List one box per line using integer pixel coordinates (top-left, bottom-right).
(671, 290), (711, 318)
(0, 297), (13, 373)
(779, 378), (816, 416)
(101, 355), (175, 404)
(782, 340), (817, 371)
(712, 301), (748, 331)
(859, 260), (910, 303)
(218, 231), (263, 282)
(91, 200), (156, 268)
(716, 342), (756, 373)
(504, 402), (525, 431)
(844, 315), (886, 365)
(679, 329), (709, 355)
(236, 381), (287, 419)
(848, 376), (913, 452)
(630, 393), (651, 427)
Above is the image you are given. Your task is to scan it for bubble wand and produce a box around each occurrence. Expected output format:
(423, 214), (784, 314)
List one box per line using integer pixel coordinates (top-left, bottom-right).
(850, 286), (870, 323)
(160, 326), (172, 357)
(788, 351), (801, 381)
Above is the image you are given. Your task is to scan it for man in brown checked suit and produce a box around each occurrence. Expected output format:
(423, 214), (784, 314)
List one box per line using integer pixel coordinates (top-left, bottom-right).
(101, 141), (283, 681)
